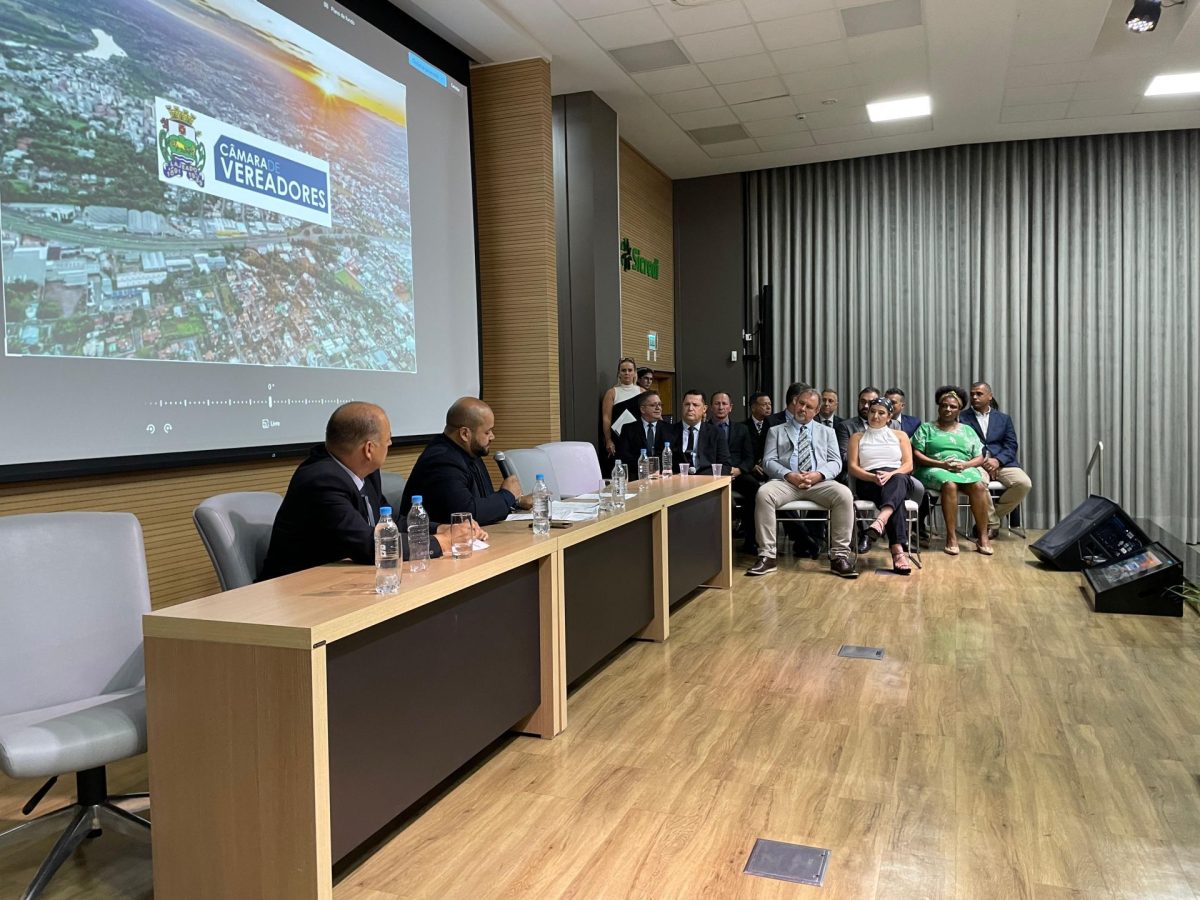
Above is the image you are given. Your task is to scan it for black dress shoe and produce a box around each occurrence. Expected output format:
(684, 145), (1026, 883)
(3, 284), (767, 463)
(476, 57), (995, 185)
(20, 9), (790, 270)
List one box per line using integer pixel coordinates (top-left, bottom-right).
(856, 532), (871, 554)
(830, 555), (858, 579)
(746, 556), (778, 576)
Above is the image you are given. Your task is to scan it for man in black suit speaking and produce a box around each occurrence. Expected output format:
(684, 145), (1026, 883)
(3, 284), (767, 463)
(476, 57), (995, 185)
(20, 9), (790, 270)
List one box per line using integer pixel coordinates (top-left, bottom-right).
(259, 401), (460, 581)
(401, 397), (532, 526)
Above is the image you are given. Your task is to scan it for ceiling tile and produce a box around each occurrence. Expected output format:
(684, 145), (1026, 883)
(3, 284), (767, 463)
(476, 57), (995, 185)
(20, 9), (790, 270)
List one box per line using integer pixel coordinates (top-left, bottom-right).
(656, 85), (726, 113)
(840, 0), (922, 38)
(770, 40), (853, 74)
(689, 123), (751, 144)
(655, 1), (751, 36)
(698, 53), (779, 84)
(672, 106), (739, 129)
(782, 64), (862, 94)
(1067, 98), (1138, 118)
(744, 0), (835, 22)
(811, 123), (874, 143)
(1135, 94), (1200, 113)
(845, 25), (925, 62)
(1003, 83), (1076, 106)
(852, 52), (926, 85)
(579, 8), (672, 49)
(756, 131), (818, 151)
(1071, 79), (1142, 102)
(870, 117), (933, 137)
(1006, 62), (1086, 88)
(1009, 36), (1098, 68)
(759, 10), (845, 51)
(609, 40), (692, 73)
(679, 24), (766, 62)
(716, 76), (790, 105)
(1079, 56), (1162, 83)
(791, 84), (865, 114)
(744, 115), (809, 136)
(796, 104), (869, 128)
(557, 0), (649, 18)
(732, 95), (800, 121)
(703, 138), (762, 157)
(860, 72), (928, 99)
(631, 64), (711, 94)
(999, 102), (1069, 123)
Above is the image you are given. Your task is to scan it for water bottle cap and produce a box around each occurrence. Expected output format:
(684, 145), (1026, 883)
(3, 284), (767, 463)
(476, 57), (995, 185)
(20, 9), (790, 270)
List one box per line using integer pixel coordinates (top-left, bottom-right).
(536, 473), (545, 480)
(379, 506), (392, 516)
(640, 449), (648, 455)
(412, 495), (422, 504)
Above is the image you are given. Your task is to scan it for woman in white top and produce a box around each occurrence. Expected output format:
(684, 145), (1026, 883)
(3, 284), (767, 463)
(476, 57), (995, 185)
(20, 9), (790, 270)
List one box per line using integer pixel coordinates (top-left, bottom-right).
(601, 357), (642, 458)
(847, 396), (914, 574)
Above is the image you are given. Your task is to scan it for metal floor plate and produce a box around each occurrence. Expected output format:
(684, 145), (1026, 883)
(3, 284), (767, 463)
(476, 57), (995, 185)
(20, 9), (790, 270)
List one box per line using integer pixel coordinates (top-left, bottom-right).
(838, 644), (884, 660)
(744, 838), (830, 886)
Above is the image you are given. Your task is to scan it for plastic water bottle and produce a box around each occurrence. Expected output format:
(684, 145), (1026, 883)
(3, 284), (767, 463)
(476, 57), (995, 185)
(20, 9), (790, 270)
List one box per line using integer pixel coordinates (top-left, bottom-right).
(637, 448), (650, 489)
(611, 459), (627, 510)
(532, 474), (552, 535)
(406, 496), (430, 573)
(374, 507), (401, 594)
(661, 442), (673, 479)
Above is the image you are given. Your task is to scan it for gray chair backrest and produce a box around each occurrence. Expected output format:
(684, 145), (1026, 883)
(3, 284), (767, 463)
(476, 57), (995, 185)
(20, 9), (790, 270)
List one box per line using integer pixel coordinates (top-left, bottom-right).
(193, 492), (282, 592)
(505, 448), (560, 499)
(379, 471), (408, 508)
(0, 512), (150, 718)
(538, 441), (603, 496)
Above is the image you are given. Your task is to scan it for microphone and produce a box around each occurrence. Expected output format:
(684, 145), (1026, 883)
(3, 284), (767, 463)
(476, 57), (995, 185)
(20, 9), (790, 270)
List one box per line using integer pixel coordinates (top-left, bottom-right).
(494, 451), (514, 479)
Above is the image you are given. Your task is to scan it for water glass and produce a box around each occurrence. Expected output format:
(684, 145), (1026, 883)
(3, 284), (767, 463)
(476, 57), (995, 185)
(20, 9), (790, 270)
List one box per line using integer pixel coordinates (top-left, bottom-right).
(711, 463), (724, 477)
(598, 478), (615, 513)
(450, 512), (474, 559)
(647, 457), (661, 480)
(677, 462), (691, 476)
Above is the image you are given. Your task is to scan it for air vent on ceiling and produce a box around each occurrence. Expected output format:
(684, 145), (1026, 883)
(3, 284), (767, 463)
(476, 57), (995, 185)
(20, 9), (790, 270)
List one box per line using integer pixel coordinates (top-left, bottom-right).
(841, 0), (923, 37)
(688, 124), (750, 145)
(609, 40), (691, 74)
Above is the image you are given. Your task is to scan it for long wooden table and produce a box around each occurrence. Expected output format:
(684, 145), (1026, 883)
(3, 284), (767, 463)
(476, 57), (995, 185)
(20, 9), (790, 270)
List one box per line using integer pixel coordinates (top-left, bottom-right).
(143, 475), (731, 898)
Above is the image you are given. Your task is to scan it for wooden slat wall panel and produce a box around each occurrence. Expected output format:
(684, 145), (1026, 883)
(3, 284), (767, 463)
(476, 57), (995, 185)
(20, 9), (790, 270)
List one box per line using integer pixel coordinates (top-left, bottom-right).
(619, 141), (675, 372)
(472, 59), (559, 473)
(0, 450), (422, 609)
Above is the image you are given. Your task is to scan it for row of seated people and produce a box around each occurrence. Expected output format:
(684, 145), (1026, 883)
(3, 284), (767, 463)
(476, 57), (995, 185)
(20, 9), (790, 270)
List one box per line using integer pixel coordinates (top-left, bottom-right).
(611, 378), (1032, 579)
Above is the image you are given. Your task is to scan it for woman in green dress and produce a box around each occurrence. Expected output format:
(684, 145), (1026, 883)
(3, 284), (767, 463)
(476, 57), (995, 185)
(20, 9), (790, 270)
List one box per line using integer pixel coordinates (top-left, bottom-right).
(912, 386), (994, 556)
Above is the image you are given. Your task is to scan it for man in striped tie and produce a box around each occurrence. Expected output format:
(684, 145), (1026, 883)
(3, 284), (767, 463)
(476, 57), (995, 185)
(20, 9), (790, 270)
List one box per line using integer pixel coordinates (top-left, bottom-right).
(746, 384), (858, 578)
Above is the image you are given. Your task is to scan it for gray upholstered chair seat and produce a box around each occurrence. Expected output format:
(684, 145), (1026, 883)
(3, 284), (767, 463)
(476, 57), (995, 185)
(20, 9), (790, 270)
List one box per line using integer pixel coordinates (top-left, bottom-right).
(194, 491), (282, 590)
(0, 687), (146, 780)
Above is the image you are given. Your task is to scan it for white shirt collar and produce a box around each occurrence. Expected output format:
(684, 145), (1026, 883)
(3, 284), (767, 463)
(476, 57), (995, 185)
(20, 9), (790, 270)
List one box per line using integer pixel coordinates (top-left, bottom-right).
(331, 454), (365, 492)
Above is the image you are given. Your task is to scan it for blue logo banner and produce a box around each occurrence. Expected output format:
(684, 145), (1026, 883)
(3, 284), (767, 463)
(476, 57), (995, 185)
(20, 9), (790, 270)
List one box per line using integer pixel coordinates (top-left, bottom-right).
(214, 135), (330, 216)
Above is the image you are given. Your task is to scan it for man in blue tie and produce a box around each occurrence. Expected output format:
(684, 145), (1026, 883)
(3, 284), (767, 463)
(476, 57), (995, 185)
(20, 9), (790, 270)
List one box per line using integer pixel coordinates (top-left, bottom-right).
(747, 384), (857, 578)
(616, 390), (668, 474)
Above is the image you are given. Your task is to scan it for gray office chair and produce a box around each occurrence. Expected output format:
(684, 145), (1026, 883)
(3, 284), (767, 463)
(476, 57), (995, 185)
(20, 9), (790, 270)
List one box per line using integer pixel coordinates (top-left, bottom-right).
(193, 491), (282, 591)
(504, 448), (560, 499)
(537, 441), (602, 497)
(0, 512), (152, 900)
(379, 471), (408, 507)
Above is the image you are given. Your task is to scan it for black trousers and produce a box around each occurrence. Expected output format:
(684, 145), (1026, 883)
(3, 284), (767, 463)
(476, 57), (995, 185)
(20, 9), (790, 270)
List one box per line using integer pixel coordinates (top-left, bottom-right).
(732, 472), (763, 541)
(855, 470), (909, 547)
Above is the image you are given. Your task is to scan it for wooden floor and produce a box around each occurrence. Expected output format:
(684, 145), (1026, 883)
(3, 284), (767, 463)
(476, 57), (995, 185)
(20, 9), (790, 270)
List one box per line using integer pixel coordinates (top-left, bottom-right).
(5, 532), (1200, 898)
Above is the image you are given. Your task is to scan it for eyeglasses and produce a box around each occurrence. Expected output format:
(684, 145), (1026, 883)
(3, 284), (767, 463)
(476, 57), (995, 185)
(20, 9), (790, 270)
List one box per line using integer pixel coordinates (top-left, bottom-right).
(643, 402), (662, 409)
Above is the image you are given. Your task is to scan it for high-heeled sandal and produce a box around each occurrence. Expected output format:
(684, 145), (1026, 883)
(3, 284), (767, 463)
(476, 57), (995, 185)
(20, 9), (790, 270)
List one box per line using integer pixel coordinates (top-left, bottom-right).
(864, 518), (885, 547)
(892, 549), (912, 575)
(943, 543), (960, 556)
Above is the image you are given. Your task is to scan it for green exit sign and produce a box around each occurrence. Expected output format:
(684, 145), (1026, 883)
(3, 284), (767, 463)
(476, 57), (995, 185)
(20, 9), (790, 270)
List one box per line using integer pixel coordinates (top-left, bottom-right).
(620, 237), (659, 280)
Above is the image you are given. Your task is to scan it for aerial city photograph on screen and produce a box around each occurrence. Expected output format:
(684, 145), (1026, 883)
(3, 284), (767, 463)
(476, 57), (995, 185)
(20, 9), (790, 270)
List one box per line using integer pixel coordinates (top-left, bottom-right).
(0, 0), (417, 371)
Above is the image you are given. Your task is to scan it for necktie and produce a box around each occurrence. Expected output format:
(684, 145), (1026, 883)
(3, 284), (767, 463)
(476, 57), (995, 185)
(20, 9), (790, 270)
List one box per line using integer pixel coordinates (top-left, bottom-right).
(360, 492), (375, 526)
(686, 426), (695, 453)
(646, 423), (655, 449)
(797, 424), (813, 472)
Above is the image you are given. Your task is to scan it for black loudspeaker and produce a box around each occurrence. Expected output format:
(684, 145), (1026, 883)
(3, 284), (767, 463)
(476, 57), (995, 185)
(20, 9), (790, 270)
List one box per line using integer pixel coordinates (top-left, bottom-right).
(1030, 495), (1149, 570)
(1083, 543), (1184, 617)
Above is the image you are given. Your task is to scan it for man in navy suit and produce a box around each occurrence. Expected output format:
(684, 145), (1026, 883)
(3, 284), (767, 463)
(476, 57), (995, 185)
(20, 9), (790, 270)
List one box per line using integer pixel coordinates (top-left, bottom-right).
(962, 382), (1032, 537)
(616, 390), (669, 474)
(401, 397), (533, 526)
(259, 402), (459, 581)
(670, 389), (731, 475)
(884, 388), (922, 437)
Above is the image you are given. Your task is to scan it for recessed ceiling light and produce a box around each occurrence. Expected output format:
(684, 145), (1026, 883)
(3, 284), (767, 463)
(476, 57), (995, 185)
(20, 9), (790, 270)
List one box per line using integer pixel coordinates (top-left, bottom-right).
(1145, 71), (1200, 95)
(866, 95), (931, 122)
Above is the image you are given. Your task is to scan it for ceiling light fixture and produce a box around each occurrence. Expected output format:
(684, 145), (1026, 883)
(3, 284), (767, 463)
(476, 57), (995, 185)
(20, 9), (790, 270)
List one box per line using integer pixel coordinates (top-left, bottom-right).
(1126, 0), (1162, 32)
(866, 95), (931, 122)
(1145, 71), (1200, 95)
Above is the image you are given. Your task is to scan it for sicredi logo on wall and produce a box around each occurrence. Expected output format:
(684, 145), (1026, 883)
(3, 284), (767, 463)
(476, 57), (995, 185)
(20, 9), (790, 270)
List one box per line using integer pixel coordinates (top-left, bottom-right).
(155, 98), (331, 228)
(620, 237), (659, 280)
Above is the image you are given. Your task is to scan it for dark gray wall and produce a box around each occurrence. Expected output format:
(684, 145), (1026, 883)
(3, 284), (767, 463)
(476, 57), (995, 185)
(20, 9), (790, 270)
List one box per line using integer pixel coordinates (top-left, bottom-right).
(673, 174), (747, 418)
(553, 93), (621, 445)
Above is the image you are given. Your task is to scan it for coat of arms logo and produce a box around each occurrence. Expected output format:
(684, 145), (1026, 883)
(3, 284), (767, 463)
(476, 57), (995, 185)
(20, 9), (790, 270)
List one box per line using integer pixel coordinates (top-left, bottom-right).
(159, 104), (206, 186)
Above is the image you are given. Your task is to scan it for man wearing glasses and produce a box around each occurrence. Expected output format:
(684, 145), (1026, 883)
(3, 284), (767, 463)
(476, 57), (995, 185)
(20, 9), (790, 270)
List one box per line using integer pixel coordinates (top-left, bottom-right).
(616, 390), (669, 474)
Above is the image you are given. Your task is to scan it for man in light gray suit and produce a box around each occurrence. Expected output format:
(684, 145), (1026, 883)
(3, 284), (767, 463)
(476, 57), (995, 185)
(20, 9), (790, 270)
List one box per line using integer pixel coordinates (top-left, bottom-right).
(747, 384), (858, 578)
